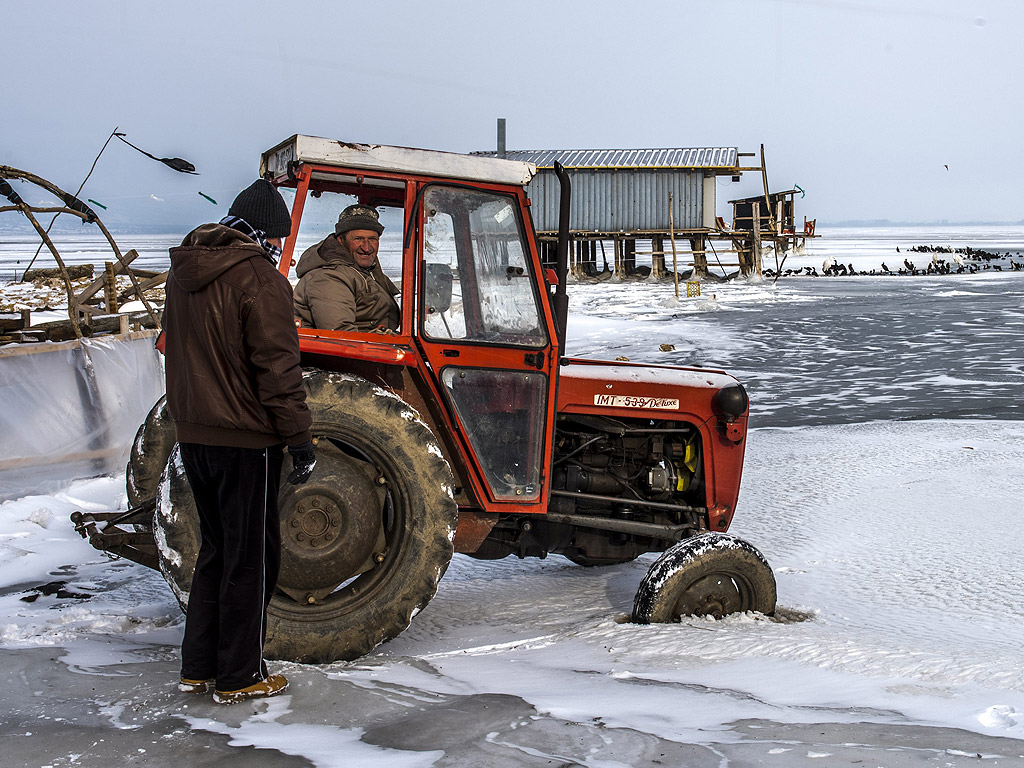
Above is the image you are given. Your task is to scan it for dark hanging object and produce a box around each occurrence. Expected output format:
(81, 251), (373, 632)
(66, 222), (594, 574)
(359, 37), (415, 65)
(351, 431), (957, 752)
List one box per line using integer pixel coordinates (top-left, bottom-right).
(0, 174), (91, 221)
(57, 190), (98, 222)
(114, 132), (199, 174)
(0, 177), (26, 207)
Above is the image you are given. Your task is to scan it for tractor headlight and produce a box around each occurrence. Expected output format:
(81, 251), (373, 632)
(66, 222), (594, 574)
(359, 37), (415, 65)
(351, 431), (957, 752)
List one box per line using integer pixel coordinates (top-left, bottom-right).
(712, 383), (748, 422)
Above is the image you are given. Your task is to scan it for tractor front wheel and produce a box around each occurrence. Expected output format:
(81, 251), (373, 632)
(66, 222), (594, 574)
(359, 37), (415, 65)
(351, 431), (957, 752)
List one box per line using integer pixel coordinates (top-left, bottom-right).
(631, 533), (776, 623)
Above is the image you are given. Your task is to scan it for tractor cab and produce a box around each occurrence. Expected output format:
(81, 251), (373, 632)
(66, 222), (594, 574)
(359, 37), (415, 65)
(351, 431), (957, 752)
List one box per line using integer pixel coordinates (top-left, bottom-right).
(264, 136), (562, 516)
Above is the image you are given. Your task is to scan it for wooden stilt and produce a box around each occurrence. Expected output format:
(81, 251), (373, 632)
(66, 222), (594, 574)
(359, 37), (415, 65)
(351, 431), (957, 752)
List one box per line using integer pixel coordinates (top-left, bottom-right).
(624, 238), (636, 275)
(652, 235), (665, 278)
(690, 235), (709, 278)
(751, 213), (763, 278)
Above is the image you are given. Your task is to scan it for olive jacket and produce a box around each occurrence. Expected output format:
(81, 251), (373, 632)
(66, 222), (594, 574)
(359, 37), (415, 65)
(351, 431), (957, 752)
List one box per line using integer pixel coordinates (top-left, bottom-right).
(163, 223), (311, 448)
(292, 235), (400, 332)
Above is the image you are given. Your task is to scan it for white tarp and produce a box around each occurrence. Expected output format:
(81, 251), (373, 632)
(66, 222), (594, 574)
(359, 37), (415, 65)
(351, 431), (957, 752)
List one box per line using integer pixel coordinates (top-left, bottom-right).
(0, 331), (164, 500)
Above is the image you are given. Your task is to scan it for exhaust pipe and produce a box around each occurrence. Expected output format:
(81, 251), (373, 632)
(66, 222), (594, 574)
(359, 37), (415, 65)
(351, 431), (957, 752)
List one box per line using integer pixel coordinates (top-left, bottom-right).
(553, 161), (571, 354)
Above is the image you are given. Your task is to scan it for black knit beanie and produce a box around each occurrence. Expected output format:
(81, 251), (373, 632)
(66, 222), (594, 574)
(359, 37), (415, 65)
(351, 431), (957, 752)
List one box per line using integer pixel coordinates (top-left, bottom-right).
(228, 180), (292, 238)
(335, 204), (384, 236)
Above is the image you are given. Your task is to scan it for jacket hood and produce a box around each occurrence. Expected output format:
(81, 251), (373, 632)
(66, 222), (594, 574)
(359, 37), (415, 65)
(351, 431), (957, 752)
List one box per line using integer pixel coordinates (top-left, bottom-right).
(170, 223), (269, 291)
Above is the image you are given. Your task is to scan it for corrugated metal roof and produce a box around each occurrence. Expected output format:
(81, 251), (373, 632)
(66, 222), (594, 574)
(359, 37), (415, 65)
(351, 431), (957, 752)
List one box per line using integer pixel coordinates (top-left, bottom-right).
(526, 169), (706, 232)
(475, 147), (739, 170)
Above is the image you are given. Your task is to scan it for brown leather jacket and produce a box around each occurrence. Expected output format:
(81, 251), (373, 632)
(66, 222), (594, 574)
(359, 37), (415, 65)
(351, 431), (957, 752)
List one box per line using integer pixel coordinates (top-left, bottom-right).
(163, 223), (311, 448)
(292, 235), (400, 332)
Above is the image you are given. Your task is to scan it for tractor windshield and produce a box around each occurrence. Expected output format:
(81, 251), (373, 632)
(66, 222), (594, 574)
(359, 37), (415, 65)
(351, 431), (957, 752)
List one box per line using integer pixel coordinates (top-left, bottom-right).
(421, 186), (547, 347)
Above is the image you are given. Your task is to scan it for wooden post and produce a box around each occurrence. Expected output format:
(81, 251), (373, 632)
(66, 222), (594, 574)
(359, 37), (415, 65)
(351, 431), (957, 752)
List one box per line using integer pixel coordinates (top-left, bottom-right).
(760, 143), (778, 235)
(690, 236), (709, 278)
(103, 262), (118, 314)
(652, 235), (665, 278)
(669, 193), (679, 298)
(751, 211), (763, 278)
(624, 238), (636, 275)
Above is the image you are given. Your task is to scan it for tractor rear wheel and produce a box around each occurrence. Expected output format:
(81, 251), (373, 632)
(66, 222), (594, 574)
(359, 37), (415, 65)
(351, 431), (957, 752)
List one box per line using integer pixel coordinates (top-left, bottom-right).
(155, 372), (458, 662)
(126, 396), (175, 514)
(631, 533), (776, 623)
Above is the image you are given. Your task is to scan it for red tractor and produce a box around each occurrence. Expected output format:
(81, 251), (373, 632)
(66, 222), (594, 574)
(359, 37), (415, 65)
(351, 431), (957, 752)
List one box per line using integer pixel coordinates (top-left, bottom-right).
(74, 135), (775, 662)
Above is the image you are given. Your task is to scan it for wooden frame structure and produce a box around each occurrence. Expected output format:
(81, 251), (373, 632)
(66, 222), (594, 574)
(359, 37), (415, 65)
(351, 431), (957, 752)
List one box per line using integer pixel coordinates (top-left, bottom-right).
(0, 166), (162, 342)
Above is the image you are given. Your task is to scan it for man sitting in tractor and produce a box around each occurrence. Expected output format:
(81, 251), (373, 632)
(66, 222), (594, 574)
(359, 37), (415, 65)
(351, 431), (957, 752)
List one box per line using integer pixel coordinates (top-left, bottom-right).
(293, 204), (400, 333)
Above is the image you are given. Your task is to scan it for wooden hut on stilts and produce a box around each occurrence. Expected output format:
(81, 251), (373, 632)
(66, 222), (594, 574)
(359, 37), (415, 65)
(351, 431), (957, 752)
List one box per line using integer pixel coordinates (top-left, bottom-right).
(478, 123), (815, 283)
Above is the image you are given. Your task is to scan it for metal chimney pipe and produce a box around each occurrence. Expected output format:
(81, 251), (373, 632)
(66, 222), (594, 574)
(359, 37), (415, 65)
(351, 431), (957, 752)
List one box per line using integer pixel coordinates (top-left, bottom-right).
(497, 118), (506, 158)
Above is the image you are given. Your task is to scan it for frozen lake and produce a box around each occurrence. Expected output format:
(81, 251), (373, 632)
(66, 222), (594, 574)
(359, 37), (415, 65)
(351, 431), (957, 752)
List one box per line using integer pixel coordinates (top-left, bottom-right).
(568, 271), (1024, 427)
(2, 226), (1024, 766)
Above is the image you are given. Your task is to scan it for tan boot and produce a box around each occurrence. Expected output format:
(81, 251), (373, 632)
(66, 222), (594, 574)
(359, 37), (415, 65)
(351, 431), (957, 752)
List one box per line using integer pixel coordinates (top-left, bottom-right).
(213, 674), (289, 705)
(178, 677), (215, 694)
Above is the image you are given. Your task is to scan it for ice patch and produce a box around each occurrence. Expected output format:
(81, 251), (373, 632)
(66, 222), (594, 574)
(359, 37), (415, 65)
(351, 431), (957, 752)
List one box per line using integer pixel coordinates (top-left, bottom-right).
(27, 507), (53, 528)
(182, 706), (443, 767)
(978, 704), (1024, 730)
(99, 701), (138, 730)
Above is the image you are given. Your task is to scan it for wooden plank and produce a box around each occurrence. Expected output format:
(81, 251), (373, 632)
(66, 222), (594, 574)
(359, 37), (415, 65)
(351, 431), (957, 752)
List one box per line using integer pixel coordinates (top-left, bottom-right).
(0, 446), (124, 472)
(117, 270), (168, 301)
(22, 264), (94, 281)
(0, 328), (158, 359)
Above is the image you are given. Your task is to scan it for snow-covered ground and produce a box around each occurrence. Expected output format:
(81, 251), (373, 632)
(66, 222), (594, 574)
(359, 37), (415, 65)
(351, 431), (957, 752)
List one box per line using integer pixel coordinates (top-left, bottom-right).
(3, 227), (1024, 766)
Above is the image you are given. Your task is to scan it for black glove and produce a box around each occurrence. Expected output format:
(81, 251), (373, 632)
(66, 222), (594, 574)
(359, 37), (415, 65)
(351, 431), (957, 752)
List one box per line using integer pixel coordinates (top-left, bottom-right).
(286, 440), (316, 485)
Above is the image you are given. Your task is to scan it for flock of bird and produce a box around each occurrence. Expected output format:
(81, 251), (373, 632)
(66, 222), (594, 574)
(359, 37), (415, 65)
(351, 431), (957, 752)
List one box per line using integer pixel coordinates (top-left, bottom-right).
(765, 245), (1024, 278)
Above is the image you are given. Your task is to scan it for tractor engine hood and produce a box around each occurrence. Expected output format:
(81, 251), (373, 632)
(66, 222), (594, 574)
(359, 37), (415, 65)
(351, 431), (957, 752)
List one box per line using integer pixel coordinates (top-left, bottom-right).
(556, 357), (748, 425)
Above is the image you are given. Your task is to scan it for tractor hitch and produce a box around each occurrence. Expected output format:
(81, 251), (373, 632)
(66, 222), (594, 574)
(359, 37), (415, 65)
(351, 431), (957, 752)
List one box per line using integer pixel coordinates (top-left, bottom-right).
(70, 499), (159, 570)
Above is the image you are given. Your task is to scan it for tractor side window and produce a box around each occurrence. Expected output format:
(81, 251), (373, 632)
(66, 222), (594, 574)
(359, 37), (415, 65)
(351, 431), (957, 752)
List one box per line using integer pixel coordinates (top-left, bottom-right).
(422, 209), (464, 338)
(421, 186), (546, 347)
(441, 367), (547, 500)
(285, 187), (403, 331)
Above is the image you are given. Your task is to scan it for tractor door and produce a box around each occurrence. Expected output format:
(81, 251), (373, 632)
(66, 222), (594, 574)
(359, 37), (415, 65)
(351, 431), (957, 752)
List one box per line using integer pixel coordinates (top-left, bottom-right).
(415, 184), (558, 512)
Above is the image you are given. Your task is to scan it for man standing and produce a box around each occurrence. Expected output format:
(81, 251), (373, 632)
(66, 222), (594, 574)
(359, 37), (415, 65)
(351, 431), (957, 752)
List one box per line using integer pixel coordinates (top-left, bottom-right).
(293, 204), (400, 333)
(162, 179), (316, 704)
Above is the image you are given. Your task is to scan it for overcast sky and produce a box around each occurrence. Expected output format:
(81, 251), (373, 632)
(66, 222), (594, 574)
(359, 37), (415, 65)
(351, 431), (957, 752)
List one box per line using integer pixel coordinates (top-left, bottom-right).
(3, 0), (1021, 231)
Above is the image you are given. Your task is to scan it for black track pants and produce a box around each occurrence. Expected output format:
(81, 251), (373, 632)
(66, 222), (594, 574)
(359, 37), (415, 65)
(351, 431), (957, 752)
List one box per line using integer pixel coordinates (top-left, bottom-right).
(178, 443), (284, 691)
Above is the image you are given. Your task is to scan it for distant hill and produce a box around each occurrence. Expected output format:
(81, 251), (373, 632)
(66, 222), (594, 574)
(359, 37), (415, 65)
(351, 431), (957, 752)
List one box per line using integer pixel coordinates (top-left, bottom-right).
(0, 219), (190, 237)
(822, 219), (1024, 227)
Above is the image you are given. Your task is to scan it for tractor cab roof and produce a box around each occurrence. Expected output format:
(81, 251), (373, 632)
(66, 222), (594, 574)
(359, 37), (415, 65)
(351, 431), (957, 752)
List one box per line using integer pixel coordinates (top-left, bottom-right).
(261, 135), (537, 187)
